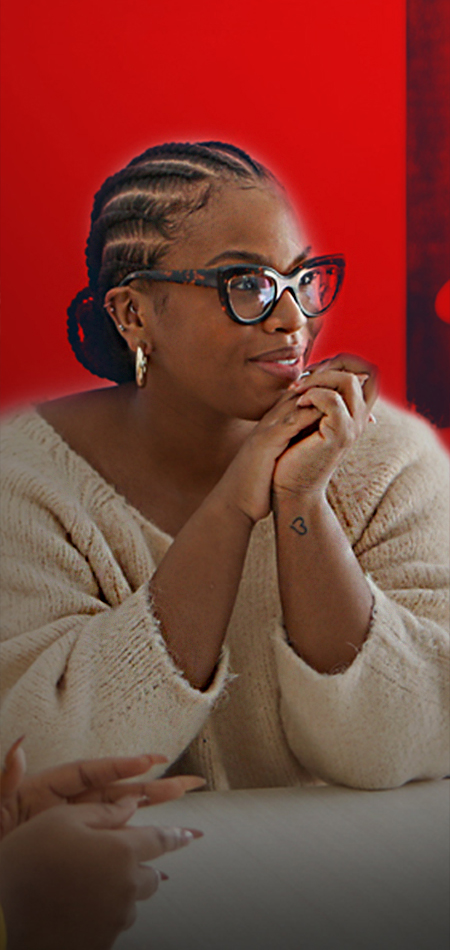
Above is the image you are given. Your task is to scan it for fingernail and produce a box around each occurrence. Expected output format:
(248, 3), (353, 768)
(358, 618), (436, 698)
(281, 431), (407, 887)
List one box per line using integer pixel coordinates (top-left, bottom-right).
(368, 413), (377, 424)
(184, 776), (207, 789)
(357, 373), (370, 385)
(117, 795), (140, 808)
(160, 871), (169, 881)
(299, 370), (312, 379)
(171, 826), (197, 844)
(4, 735), (26, 768)
(177, 827), (204, 843)
(9, 735), (25, 752)
(184, 828), (204, 839)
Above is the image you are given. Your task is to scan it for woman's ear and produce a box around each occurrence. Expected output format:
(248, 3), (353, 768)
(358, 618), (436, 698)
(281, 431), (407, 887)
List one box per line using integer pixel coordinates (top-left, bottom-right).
(104, 288), (147, 348)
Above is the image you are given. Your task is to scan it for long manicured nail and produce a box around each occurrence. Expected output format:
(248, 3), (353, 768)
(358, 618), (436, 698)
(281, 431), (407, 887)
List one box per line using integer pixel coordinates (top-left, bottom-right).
(8, 735), (25, 752)
(356, 373), (370, 385)
(181, 827), (204, 841)
(184, 776), (207, 789)
(4, 735), (26, 769)
(368, 413), (377, 423)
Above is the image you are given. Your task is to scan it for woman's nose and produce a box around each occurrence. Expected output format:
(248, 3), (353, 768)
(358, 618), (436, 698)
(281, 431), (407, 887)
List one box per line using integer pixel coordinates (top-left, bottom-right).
(262, 289), (308, 334)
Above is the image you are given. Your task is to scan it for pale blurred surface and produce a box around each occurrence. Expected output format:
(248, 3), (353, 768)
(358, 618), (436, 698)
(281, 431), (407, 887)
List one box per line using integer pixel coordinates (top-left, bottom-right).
(115, 779), (450, 950)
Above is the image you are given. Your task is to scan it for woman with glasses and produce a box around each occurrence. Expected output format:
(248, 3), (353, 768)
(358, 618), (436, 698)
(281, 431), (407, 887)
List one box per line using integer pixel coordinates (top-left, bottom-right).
(1, 141), (448, 788)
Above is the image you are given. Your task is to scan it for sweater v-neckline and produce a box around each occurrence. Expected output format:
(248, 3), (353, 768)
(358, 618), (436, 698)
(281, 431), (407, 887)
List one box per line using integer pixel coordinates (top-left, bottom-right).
(28, 408), (175, 543)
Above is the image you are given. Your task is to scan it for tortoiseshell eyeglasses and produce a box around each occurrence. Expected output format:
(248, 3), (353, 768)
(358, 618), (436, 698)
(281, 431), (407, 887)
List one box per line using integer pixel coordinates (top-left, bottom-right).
(118, 255), (345, 325)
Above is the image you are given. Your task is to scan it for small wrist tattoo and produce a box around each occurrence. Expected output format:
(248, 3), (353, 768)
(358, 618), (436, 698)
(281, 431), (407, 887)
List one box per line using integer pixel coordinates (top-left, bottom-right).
(290, 516), (308, 536)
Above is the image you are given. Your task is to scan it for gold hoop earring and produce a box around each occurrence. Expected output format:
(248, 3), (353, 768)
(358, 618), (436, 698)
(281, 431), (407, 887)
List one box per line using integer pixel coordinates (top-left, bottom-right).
(135, 344), (148, 388)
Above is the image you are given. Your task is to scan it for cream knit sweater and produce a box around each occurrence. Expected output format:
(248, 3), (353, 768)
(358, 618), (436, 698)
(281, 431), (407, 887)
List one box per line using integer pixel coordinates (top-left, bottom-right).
(0, 400), (449, 789)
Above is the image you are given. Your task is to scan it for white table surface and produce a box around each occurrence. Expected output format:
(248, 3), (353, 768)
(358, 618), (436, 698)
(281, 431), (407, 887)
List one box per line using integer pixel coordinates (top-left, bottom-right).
(115, 779), (449, 950)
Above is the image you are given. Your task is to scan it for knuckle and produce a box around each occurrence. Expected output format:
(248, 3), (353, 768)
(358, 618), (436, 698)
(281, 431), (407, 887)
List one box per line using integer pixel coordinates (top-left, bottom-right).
(327, 390), (340, 408)
(349, 372), (362, 391)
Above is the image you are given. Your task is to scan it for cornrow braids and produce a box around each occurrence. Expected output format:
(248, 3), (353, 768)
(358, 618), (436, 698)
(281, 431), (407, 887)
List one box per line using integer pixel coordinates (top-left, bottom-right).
(194, 141), (269, 177)
(67, 141), (273, 383)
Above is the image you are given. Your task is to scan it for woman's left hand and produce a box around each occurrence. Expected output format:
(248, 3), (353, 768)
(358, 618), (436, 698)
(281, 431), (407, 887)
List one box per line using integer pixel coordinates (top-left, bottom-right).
(0, 738), (206, 838)
(273, 353), (378, 499)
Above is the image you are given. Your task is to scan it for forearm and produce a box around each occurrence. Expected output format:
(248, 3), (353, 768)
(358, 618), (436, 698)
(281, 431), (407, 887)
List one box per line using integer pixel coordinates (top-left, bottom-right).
(149, 485), (254, 689)
(0, 462), (254, 767)
(0, 583), (231, 773)
(274, 490), (373, 674)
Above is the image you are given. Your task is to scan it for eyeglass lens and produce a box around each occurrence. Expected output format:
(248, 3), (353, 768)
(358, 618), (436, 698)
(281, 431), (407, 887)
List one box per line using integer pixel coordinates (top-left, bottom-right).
(227, 265), (341, 321)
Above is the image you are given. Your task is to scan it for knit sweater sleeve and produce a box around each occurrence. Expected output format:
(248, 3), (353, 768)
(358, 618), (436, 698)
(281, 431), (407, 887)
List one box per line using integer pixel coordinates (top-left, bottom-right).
(272, 402), (450, 789)
(0, 415), (229, 774)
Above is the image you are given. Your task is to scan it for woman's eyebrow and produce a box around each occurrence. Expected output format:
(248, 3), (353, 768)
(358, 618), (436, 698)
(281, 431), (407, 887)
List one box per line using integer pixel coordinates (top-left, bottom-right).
(205, 248), (311, 267)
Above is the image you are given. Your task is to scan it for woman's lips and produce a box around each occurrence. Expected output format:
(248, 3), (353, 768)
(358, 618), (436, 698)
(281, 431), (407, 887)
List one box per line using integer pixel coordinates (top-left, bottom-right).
(249, 356), (303, 381)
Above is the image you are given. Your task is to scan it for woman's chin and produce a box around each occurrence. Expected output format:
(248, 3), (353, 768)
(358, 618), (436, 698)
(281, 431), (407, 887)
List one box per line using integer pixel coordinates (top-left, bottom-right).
(235, 389), (289, 423)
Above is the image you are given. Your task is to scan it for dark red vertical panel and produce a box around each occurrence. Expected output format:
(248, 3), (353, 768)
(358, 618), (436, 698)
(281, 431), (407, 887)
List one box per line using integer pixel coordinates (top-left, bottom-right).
(407, 0), (450, 429)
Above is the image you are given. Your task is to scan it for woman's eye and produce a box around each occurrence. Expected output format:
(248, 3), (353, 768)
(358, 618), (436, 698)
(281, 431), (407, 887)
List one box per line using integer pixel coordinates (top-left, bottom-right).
(299, 271), (317, 286)
(234, 276), (261, 293)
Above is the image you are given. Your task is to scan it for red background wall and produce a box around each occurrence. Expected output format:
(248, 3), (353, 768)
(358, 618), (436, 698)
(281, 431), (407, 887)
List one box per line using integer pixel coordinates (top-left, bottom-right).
(1, 0), (406, 410)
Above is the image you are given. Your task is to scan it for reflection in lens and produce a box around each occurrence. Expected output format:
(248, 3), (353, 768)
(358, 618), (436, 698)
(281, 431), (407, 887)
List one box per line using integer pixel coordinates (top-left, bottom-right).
(228, 274), (275, 321)
(298, 265), (339, 314)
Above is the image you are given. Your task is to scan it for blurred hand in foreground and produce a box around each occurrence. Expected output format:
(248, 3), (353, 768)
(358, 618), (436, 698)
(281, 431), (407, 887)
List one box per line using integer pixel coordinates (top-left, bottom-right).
(0, 736), (205, 838)
(0, 739), (204, 950)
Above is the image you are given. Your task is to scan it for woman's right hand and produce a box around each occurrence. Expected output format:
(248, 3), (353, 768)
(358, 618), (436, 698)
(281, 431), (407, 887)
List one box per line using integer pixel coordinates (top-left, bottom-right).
(217, 388), (322, 524)
(0, 797), (203, 950)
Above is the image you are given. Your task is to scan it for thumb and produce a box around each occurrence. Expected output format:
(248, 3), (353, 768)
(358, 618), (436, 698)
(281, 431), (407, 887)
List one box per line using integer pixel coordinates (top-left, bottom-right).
(78, 796), (139, 830)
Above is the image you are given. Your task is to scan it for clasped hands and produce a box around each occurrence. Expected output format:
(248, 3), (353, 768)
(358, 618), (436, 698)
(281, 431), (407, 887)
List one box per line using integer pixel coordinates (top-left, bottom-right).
(273, 352), (378, 499)
(223, 353), (378, 525)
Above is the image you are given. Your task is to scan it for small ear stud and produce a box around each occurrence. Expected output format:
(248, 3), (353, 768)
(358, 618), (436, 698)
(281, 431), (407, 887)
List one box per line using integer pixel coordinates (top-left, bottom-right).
(118, 324), (125, 332)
